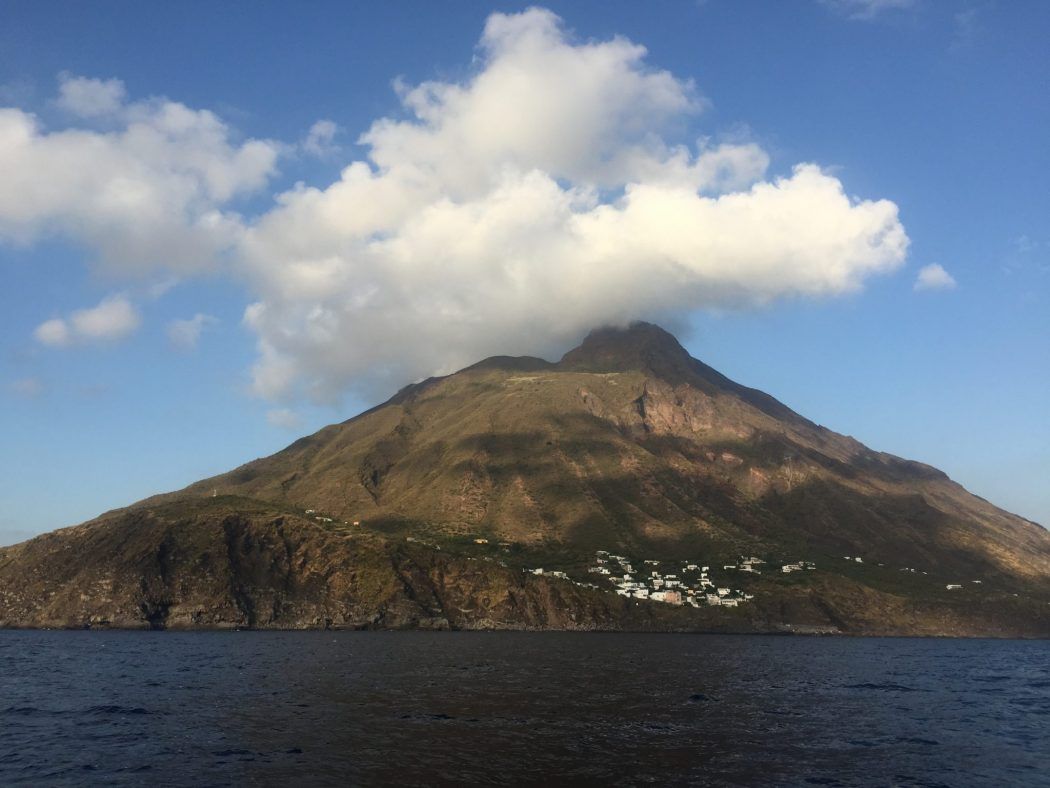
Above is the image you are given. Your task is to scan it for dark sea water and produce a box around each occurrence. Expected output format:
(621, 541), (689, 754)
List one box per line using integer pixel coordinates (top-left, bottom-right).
(0, 632), (1047, 786)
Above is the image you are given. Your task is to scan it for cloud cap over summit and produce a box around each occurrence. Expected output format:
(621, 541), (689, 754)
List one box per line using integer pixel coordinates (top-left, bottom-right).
(237, 9), (908, 403)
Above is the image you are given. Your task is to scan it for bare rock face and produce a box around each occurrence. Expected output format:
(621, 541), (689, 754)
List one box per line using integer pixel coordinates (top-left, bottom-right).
(2, 322), (1048, 635)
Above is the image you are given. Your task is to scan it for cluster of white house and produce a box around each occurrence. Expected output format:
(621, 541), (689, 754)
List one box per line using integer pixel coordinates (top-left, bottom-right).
(519, 550), (830, 608)
(722, 556), (766, 574)
(721, 555), (818, 575)
(780, 561), (817, 574)
(307, 509), (987, 597)
(581, 551), (757, 608)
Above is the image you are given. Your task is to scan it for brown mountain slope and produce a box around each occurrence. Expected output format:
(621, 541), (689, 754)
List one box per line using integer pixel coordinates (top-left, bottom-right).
(1, 496), (1045, 636)
(164, 323), (1049, 583)
(2, 322), (1048, 634)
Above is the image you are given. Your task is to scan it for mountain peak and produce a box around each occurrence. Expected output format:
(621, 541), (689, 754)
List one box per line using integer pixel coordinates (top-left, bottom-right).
(5, 319), (1049, 637)
(558, 321), (694, 377)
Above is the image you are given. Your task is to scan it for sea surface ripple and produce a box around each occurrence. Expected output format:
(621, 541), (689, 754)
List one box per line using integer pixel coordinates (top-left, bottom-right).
(1, 632), (1047, 786)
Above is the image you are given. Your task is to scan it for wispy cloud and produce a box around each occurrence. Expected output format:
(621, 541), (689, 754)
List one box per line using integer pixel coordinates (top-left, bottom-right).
(302, 119), (340, 157)
(950, 8), (980, 51)
(1013, 235), (1039, 255)
(167, 313), (218, 351)
(8, 377), (44, 398)
(147, 278), (180, 299)
(819, 0), (917, 20)
(1003, 235), (1049, 275)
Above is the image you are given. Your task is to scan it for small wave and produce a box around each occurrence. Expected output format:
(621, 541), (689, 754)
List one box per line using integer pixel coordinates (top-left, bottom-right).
(398, 712), (456, 721)
(844, 682), (923, 693)
(84, 705), (150, 715)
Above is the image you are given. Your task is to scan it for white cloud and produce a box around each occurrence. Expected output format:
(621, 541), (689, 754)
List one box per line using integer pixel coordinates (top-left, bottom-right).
(167, 313), (217, 351)
(359, 8), (701, 194)
(55, 74), (127, 118)
(302, 119), (339, 157)
(819, 0), (916, 20)
(914, 263), (957, 291)
(33, 318), (71, 347)
(3, 10), (912, 404)
(238, 9), (908, 402)
(70, 295), (140, 339)
(34, 294), (141, 347)
(0, 76), (280, 274)
(9, 377), (44, 398)
(266, 408), (303, 430)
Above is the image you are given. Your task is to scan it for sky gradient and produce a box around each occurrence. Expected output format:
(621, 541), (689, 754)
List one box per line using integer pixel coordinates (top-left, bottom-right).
(1, 0), (1047, 546)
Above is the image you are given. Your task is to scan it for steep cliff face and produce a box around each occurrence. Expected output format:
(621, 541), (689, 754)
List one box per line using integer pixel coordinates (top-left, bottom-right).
(2, 323), (1047, 635)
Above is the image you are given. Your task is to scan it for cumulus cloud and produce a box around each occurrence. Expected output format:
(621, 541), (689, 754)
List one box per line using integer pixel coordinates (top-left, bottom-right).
(0, 75), (280, 274)
(2, 9), (911, 405)
(34, 294), (141, 347)
(266, 408), (303, 430)
(302, 119), (339, 157)
(819, 0), (916, 20)
(166, 313), (218, 351)
(914, 263), (957, 291)
(238, 8), (908, 402)
(55, 73), (127, 118)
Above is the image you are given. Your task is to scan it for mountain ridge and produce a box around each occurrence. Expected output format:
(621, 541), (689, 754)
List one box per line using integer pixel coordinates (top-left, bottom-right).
(1, 322), (1047, 634)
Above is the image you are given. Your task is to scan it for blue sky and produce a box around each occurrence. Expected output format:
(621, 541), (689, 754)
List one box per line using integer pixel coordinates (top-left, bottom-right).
(1, 0), (1047, 545)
